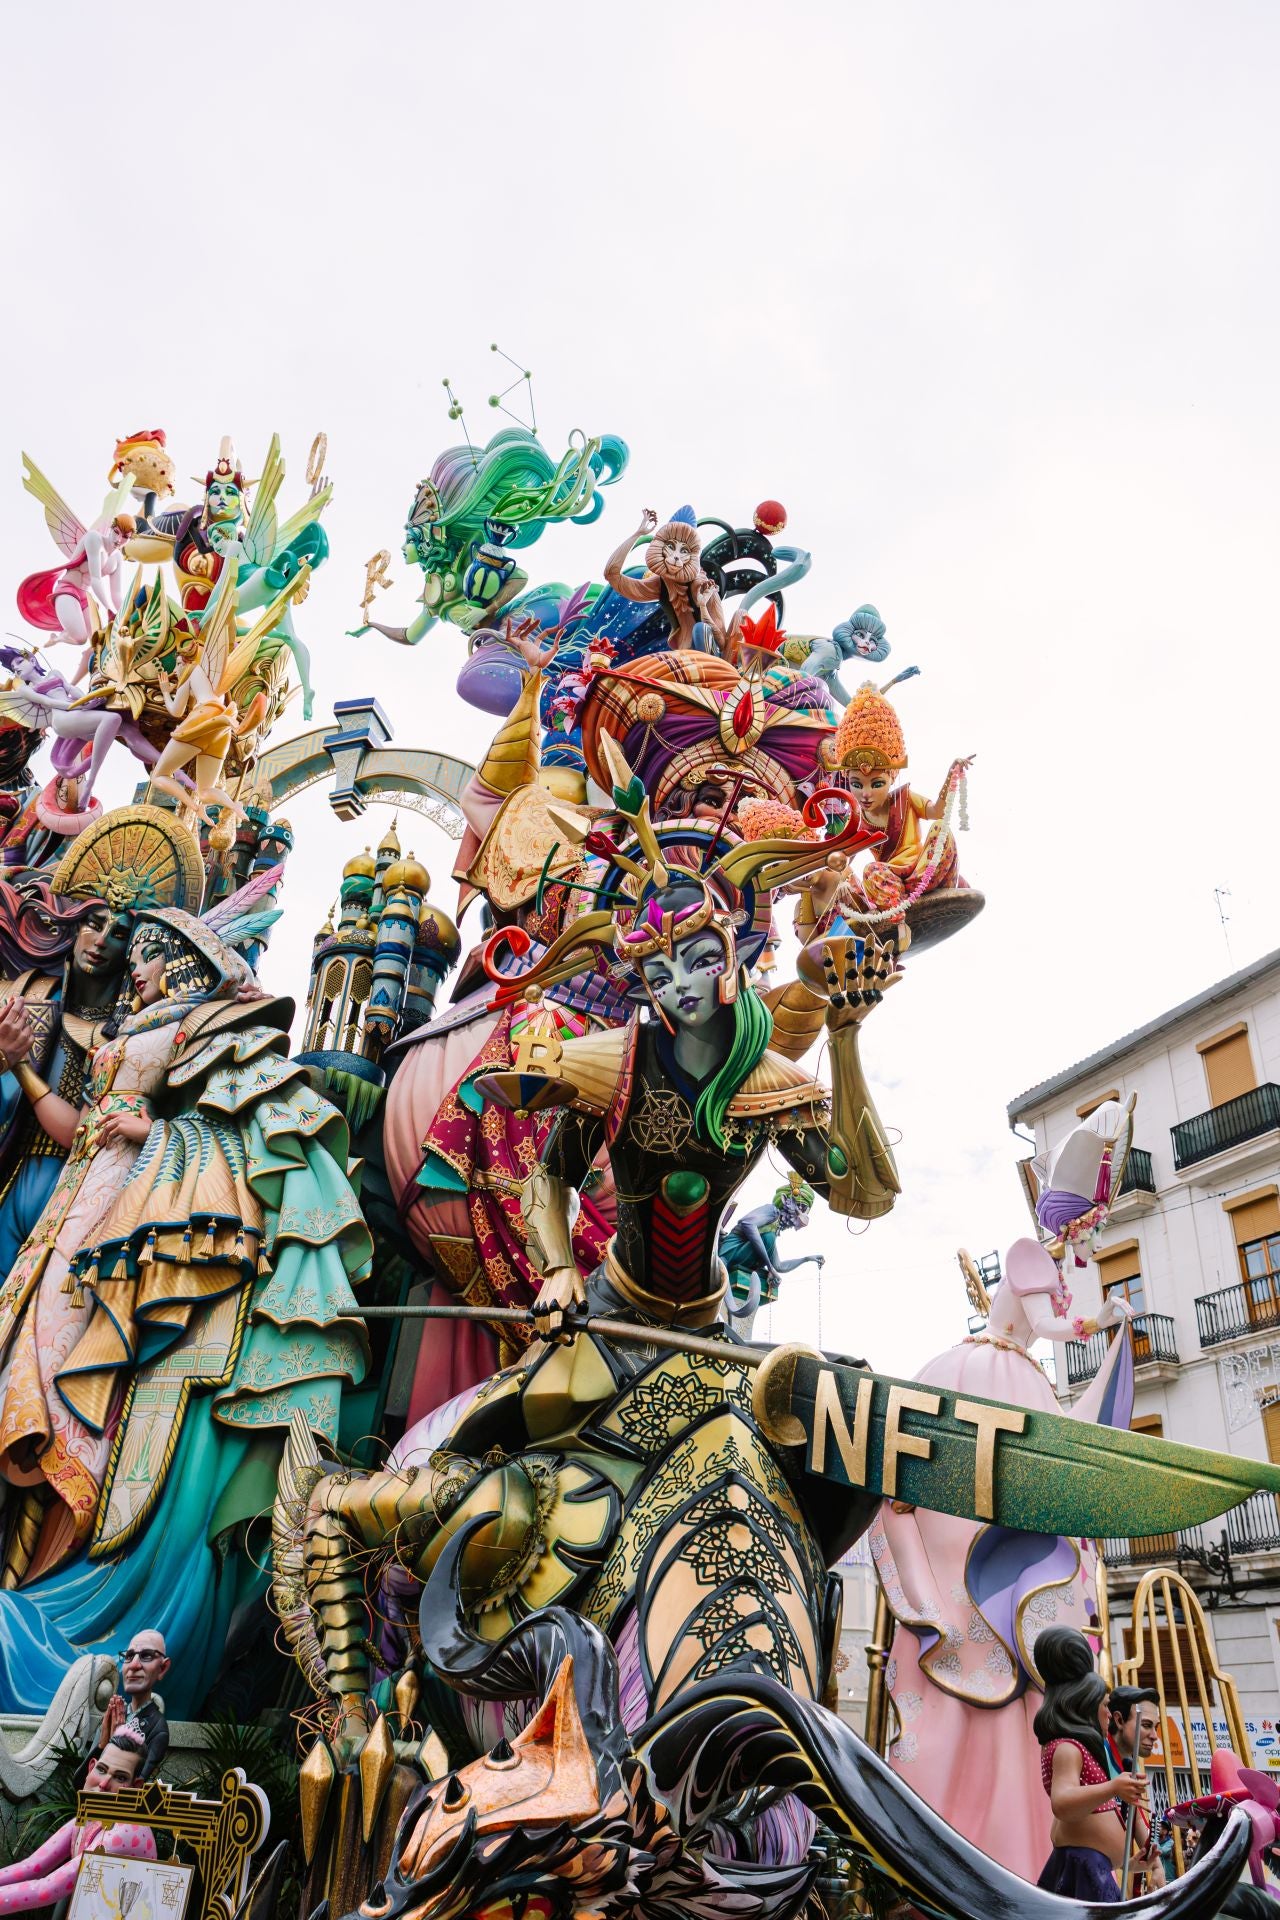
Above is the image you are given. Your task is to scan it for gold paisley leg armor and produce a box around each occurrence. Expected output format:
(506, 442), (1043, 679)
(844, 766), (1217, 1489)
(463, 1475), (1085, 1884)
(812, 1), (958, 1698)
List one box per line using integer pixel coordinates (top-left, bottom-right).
(1, 1489), (46, 1591)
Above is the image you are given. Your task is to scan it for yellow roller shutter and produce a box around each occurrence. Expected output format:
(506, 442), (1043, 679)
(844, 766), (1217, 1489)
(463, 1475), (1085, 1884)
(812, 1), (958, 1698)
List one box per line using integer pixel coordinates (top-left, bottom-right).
(1227, 1191), (1280, 1247)
(1198, 1026), (1256, 1107)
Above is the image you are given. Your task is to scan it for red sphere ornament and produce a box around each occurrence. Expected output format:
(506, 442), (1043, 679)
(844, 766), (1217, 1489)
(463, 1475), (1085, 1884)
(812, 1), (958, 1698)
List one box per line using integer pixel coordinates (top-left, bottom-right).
(753, 499), (787, 535)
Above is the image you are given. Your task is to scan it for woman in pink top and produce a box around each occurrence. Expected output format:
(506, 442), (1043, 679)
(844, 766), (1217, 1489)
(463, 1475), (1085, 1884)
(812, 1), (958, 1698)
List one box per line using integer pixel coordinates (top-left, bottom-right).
(0, 1730), (155, 1912)
(1034, 1627), (1151, 1900)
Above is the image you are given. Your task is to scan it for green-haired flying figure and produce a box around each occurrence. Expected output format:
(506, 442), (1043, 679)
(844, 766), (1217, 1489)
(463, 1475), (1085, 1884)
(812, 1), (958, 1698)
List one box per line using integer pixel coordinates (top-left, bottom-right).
(351, 425), (627, 645)
(719, 1173), (824, 1329)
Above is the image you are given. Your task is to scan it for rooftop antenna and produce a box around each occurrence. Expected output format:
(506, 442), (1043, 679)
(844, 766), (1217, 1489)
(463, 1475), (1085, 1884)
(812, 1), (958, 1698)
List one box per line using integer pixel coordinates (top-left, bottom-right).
(1213, 887), (1234, 969)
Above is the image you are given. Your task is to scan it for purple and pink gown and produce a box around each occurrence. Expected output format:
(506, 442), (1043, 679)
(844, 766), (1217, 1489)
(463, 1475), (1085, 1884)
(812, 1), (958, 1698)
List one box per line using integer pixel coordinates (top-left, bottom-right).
(868, 1237), (1133, 1883)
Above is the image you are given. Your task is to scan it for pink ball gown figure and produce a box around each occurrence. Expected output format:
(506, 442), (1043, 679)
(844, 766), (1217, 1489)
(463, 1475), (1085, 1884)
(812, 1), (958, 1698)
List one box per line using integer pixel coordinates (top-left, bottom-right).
(869, 1208), (1136, 1881)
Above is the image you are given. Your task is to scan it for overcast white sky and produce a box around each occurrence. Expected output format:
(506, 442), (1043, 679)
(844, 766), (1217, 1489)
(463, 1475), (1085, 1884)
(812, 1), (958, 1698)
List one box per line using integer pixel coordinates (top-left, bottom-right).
(2, 4), (1277, 1376)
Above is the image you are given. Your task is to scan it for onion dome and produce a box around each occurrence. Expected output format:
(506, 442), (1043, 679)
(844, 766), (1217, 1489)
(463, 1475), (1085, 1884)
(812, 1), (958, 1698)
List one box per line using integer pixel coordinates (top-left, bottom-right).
(343, 847), (376, 880)
(384, 854), (430, 895)
(377, 818), (401, 857)
(417, 900), (462, 962)
(828, 681), (907, 774)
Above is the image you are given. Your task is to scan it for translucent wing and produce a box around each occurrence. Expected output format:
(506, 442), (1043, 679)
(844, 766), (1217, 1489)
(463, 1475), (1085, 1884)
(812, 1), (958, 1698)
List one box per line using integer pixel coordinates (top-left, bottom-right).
(240, 434), (284, 567)
(0, 685), (48, 730)
(96, 470), (135, 526)
(275, 481), (332, 553)
(21, 454), (86, 559)
(204, 863), (284, 934)
(195, 557), (242, 693)
(217, 570), (308, 695)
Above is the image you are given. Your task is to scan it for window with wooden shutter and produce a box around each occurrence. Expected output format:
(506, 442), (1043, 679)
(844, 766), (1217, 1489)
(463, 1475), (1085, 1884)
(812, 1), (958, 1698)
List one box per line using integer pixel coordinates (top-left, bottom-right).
(1131, 1414), (1164, 1437)
(1197, 1025), (1256, 1108)
(1262, 1393), (1280, 1467)
(1228, 1191), (1280, 1323)
(1095, 1241), (1145, 1315)
(1095, 1241), (1147, 1361)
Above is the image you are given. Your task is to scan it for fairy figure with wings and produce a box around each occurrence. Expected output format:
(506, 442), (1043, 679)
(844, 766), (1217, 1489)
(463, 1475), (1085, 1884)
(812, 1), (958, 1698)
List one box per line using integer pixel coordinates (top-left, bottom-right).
(16, 457), (138, 663)
(145, 558), (304, 827)
(128, 435), (331, 720)
(0, 650), (124, 810)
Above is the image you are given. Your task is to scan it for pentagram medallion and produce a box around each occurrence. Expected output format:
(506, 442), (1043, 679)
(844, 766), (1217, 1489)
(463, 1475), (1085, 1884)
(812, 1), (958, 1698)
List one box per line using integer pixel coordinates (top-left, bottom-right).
(628, 1087), (693, 1156)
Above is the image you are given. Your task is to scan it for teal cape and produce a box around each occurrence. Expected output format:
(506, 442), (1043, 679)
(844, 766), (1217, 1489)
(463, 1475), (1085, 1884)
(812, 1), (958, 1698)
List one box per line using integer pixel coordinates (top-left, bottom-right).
(0, 1030), (371, 1716)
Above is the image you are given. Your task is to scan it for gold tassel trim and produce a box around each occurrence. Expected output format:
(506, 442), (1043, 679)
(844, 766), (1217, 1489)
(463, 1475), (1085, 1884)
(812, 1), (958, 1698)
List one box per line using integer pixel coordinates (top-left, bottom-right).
(198, 1219), (216, 1256)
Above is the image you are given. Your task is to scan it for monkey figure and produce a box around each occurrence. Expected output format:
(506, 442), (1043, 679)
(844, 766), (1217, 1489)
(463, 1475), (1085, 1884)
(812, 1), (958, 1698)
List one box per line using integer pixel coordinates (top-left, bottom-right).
(602, 506), (731, 654)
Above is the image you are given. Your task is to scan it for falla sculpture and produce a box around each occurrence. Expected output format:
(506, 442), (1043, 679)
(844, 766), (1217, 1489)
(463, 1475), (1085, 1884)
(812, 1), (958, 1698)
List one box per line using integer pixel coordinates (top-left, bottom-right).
(0, 400), (1265, 1920)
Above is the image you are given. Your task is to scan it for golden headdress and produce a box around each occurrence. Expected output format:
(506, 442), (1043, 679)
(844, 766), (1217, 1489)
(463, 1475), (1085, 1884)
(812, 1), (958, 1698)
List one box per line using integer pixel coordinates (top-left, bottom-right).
(827, 680), (908, 774)
(482, 736), (882, 1010)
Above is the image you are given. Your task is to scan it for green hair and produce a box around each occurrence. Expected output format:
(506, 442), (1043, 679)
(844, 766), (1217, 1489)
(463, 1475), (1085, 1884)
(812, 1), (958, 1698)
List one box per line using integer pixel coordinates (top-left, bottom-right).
(694, 985), (774, 1155)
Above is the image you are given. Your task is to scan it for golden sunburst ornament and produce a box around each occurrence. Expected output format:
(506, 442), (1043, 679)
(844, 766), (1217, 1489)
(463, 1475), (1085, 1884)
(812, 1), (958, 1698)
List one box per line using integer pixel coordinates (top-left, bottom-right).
(51, 804), (206, 911)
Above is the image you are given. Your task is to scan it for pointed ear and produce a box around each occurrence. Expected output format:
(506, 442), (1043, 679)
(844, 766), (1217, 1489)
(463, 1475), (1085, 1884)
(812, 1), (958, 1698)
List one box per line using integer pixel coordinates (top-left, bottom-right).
(511, 1655), (601, 1812)
(513, 1654), (578, 1754)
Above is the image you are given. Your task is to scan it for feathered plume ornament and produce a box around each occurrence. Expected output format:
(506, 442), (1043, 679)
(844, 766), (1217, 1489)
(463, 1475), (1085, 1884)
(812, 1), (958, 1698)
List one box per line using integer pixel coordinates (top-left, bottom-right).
(204, 863), (285, 952)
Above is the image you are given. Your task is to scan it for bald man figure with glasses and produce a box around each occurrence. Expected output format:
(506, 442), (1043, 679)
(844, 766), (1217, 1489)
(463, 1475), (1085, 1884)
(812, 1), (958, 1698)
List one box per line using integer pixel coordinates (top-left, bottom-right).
(78, 1631), (170, 1786)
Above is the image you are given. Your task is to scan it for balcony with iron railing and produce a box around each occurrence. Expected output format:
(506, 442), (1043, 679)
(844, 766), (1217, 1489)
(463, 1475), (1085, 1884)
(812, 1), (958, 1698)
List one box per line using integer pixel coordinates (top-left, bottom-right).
(1195, 1280), (1280, 1348)
(1171, 1083), (1280, 1172)
(1064, 1312), (1180, 1386)
(1102, 1489), (1280, 1568)
(1119, 1147), (1156, 1194)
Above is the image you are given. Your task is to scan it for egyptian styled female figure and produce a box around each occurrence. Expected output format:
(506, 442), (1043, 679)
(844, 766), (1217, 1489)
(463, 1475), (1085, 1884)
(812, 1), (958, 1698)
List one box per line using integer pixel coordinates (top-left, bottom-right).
(0, 892), (370, 1717)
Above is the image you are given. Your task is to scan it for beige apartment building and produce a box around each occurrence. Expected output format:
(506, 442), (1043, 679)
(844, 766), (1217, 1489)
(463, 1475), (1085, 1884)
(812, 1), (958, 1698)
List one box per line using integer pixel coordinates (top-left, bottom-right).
(1007, 946), (1280, 1747)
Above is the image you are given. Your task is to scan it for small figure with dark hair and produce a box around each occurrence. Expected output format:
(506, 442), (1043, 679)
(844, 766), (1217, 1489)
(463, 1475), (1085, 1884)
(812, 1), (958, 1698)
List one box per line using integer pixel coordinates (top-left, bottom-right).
(0, 1728), (154, 1912)
(1106, 1685), (1165, 1889)
(1034, 1626), (1152, 1900)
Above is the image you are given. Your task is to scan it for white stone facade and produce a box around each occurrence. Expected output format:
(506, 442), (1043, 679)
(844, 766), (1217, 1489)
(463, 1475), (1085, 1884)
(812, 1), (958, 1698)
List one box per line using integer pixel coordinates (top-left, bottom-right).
(1008, 948), (1280, 1733)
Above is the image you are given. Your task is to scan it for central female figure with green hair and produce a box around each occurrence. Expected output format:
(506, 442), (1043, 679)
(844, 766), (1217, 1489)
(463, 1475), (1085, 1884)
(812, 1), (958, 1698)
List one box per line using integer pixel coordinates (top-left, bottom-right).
(520, 867), (897, 1341)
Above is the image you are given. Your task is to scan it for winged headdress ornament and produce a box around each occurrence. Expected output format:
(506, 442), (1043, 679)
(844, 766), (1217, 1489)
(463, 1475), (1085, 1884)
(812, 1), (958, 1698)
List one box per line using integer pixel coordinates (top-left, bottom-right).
(484, 735), (883, 1009)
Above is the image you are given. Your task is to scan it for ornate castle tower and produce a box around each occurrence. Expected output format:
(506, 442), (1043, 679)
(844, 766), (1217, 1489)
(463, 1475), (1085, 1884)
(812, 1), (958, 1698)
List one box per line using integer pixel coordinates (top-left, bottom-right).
(298, 833), (460, 1121)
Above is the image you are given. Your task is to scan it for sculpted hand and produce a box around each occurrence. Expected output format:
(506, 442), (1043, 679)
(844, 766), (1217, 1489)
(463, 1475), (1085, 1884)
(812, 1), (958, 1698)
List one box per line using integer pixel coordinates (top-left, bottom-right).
(95, 1110), (152, 1148)
(505, 616), (558, 673)
(99, 1693), (126, 1746)
(0, 999), (34, 1071)
(819, 934), (903, 1030)
(637, 508), (658, 536)
(1097, 1293), (1135, 1328)
(532, 1264), (586, 1343)
(1113, 1772), (1150, 1809)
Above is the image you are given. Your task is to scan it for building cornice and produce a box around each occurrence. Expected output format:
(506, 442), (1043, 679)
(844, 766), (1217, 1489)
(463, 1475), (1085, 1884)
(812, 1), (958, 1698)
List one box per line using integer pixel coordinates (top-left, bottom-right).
(1008, 947), (1280, 1122)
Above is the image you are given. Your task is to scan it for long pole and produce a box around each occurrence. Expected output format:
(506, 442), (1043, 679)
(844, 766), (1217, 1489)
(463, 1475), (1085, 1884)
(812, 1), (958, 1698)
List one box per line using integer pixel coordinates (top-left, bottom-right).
(353, 1300), (868, 1374)
(1119, 1733), (1148, 1897)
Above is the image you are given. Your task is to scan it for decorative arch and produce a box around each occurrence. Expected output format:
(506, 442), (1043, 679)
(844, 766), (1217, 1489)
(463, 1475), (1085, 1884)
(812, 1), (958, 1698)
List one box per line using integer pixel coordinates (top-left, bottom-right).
(254, 699), (475, 840)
